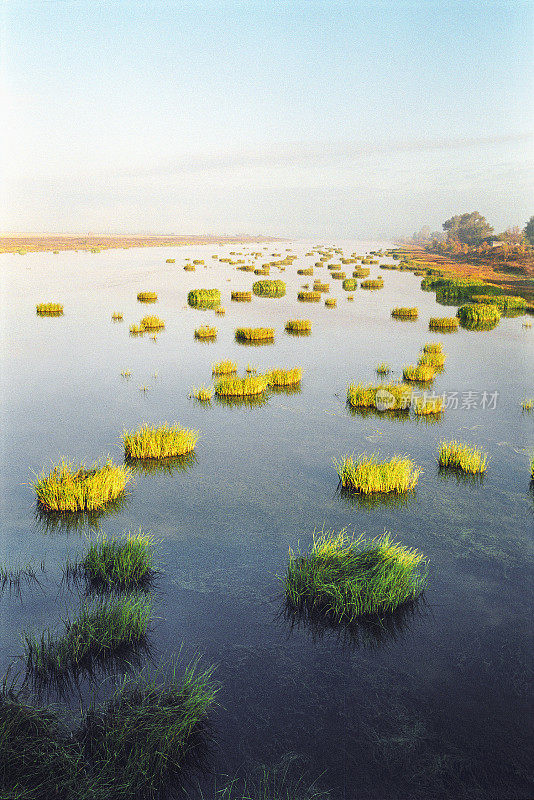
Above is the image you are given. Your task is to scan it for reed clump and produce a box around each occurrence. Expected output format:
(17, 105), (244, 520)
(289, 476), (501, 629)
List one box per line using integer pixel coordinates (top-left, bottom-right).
(266, 368), (302, 386)
(111, 312), (123, 321)
(212, 359), (237, 375)
(297, 291), (321, 302)
(194, 325), (217, 339)
(413, 396), (444, 415)
(403, 364), (435, 382)
(342, 278), (358, 291)
(139, 316), (165, 330)
(33, 459), (132, 513)
(23, 594), (152, 675)
(70, 531), (155, 590)
(123, 423), (198, 459)
(36, 302), (64, 316)
(313, 281), (329, 292)
(376, 363), (391, 375)
(187, 289), (221, 309)
(457, 303), (501, 328)
(418, 352), (446, 370)
(334, 453), (421, 494)
(137, 292), (157, 302)
(521, 398), (533, 411)
(214, 375), (268, 397)
(215, 306), (226, 315)
(252, 279), (286, 298)
(347, 382), (412, 411)
(352, 267), (370, 278)
(361, 279), (384, 290)
(191, 386), (214, 401)
(231, 291), (252, 301)
(285, 319), (311, 332)
(325, 298), (337, 307)
(422, 342), (443, 353)
(235, 327), (274, 341)
(438, 441), (488, 473)
(391, 307), (418, 319)
(429, 317), (459, 331)
(284, 529), (428, 621)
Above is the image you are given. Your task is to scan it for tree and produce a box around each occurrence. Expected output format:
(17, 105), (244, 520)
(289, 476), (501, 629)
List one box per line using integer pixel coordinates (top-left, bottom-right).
(497, 226), (526, 246)
(524, 216), (534, 246)
(442, 212), (494, 247)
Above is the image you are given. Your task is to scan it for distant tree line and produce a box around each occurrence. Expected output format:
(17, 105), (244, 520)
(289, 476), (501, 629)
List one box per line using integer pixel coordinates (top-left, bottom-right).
(407, 212), (534, 253)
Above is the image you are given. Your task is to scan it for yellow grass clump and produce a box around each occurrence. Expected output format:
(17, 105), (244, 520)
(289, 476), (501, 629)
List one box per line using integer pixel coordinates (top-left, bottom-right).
(194, 325), (217, 339)
(212, 359), (237, 375)
(111, 312), (123, 321)
(413, 396), (444, 415)
(33, 459), (132, 512)
(191, 386), (214, 401)
(140, 316), (165, 330)
(391, 307), (418, 319)
(123, 423), (198, 459)
(36, 303), (63, 315)
(285, 319), (311, 332)
(235, 327), (274, 341)
(429, 317), (459, 331)
(231, 291), (252, 301)
(334, 453), (421, 494)
(403, 364), (435, 382)
(215, 375), (268, 397)
(266, 367), (302, 386)
(137, 292), (157, 302)
(298, 291), (321, 302)
(438, 441), (488, 473)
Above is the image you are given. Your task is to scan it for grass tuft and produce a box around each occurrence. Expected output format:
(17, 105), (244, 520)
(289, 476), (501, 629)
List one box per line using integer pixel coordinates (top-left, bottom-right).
(36, 303), (63, 315)
(215, 375), (268, 397)
(139, 315), (165, 330)
(68, 531), (155, 590)
(347, 382), (412, 411)
(194, 325), (217, 339)
(252, 279), (286, 298)
(403, 364), (435, 382)
(33, 459), (132, 512)
(438, 441), (488, 473)
(334, 453), (421, 494)
(212, 359), (237, 375)
(413, 396), (444, 415)
(191, 386), (214, 401)
(457, 303), (501, 328)
(123, 423), (198, 459)
(137, 292), (157, 302)
(391, 307), (418, 318)
(375, 363), (390, 375)
(231, 291), (252, 301)
(285, 319), (311, 333)
(187, 289), (221, 309)
(361, 279), (384, 290)
(235, 327), (274, 341)
(266, 368), (302, 386)
(297, 291), (321, 302)
(429, 317), (459, 331)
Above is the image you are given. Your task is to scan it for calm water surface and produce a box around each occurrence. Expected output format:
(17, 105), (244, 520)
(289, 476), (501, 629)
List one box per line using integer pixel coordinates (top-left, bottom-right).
(1, 241), (532, 799)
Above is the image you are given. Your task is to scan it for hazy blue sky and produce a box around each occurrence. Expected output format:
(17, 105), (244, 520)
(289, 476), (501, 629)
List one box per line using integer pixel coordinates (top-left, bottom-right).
(3, 0), (533, 237)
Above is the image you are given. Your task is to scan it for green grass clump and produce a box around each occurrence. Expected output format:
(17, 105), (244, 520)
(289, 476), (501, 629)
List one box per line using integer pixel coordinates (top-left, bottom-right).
(194, 325), (217, 339)
(191, 386), (214, 401)
(413, 396), (444, 415)
(342, 278), (358, 291)
(252, 279), (286, 298)
(297, 291), (321, 302)
(429, 316), (459, 331)
(212, 359), (237, 375)
(23, 594), (152, 675)
(137, 292), (157, 302)
(457, 303), (501, 328)
(391, 307), (418, 318)
(235, 327), (274, 341)
(438, 441), (488, 473)
(33, 459), (132, 513)
(334, 453), (421, 494)
(187, 289), (221, 309)
(266, 368), (302, 386)
(403, 364), (435, 382)
(79, 661), (217, 799)
(231, 291), (252, 301)
(0, 691), (82, 800)
(70, 531), (155, 590)
(123, 423), (198, 459)
(215, 375), (268, 396)
(285, 530), (427, 621)
(285, 319), (311, 332)
(36, 302), (63, 315)
(347, 382), (412, 411)
(361, 279), (383, 290)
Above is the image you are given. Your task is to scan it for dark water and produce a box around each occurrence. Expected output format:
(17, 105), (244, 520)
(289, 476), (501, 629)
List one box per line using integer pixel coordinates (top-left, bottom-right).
(1, 241), (532, 799)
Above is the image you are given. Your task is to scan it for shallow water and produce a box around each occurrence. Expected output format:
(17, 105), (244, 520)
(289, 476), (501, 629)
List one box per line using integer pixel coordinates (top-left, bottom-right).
(1, 241), (533, 799)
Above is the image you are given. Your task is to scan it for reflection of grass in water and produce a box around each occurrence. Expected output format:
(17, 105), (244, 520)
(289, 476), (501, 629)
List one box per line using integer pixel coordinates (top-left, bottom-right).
(413, 411), (444, 426)
(283, 594), (425, 650)
(337, 485), (414, 510)
(127, 451), (198, 476)
(212, 755), (330, 800)
(346, 404), (411, 423)
(437, 465), (486, 486)
(35, 495), (127, 533)
(214, 394), (269, 410)
(269, 383), (302, 396)
(1, 560), (44, 594)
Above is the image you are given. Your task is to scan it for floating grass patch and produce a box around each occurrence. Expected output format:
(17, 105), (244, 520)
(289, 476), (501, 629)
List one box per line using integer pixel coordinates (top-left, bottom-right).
(187, 289), (221, 309)
(418, 352), (446, 370)
(413, 396), (444, 415)
(438, 441), (488, 473)
(191, 386), (214, 401)
(285, 319), (311, 333)
(297, 267), (314, 276)
(361, 279), (383, 290)
(231, 291), (252, 302)
(129, 324), (144, 335)
(79, 661), (217, 799)
(325, 298), (336, 307)
(457, 303), (501, 328)
(111, 312), (123, 321)
(429, 316), (459, 331)
(33, 459), (132, 513)
(23, 594), (152, 676)
(36, 302), (63, 315)
(215, 306), (226, 315)
(297, 291), (321, 302)
(391, 307), (418, 319)
(403, 364), (435, 382)
(194, 325), (217, 339)
(123, 423), (198, 459)
(266, 368), (302, 386)
(235, 327), (274, 342)
(183, 264), (195, 271)
(68, 531), (155, 590)
(342, 278), (358, 291)
(137, 292), (157, 302)
(334, 453), (421, 494)
(376, 363), (391, 376)
(165, 258), (175, 263)
(347, 382), (412, 411)
(139, 315), (165, 330)
(215, 375), (268, 397)
(252, 279), (286, 298)
(284, 529), (427, 621)
(212, 359), (237, 375)
(331, 271), (345, 279)
(422, 342), (443, 353)
(313, 281), (329, 292)
(352, 267), (370, 278)
(521, 398), (533, 411)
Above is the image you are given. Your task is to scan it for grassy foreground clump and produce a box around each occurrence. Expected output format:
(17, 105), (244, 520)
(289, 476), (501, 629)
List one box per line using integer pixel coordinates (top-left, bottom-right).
(334, 453), (421, 494)
(438, 441), (488, 473)
(285, 319), (311, 332)
(33, 459), (132, 512)
(266, 368), (302, 386)
(71, 531), (155, 590)
(284, 530), (428, 621)
(80, 661), (217, 799)
(123, 423), (198, 459)
(23, 594), (152, 675)
(429, 316), (459, 331)
(215, 375), (268, 397)
(391, 307), (418, 319)
(403, 364), (435, 382)
(347, 382), (412, 411)
(235, 327), (274, 341)
(187, 289), (221, 309)
(252, 279), (286, 298)
(212, 359), (237, 375)
(194, 325), (217, 339)
(36, 302), (63, 315)
(137, 292), (157, 302)
(457, 303), (501, 328)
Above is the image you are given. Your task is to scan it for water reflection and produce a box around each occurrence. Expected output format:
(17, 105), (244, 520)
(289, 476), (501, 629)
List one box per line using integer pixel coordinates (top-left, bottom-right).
(35, 497), (128, 534)
(346, 405), (411, 423)
(126, 452), (198, 477)
(336, 486), (415, 511)
(214, 394), (269, 409)
(437, 466), (486, 487)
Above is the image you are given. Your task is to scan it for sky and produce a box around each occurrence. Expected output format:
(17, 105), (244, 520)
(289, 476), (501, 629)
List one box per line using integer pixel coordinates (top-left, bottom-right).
(2, 0), (533, 238)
